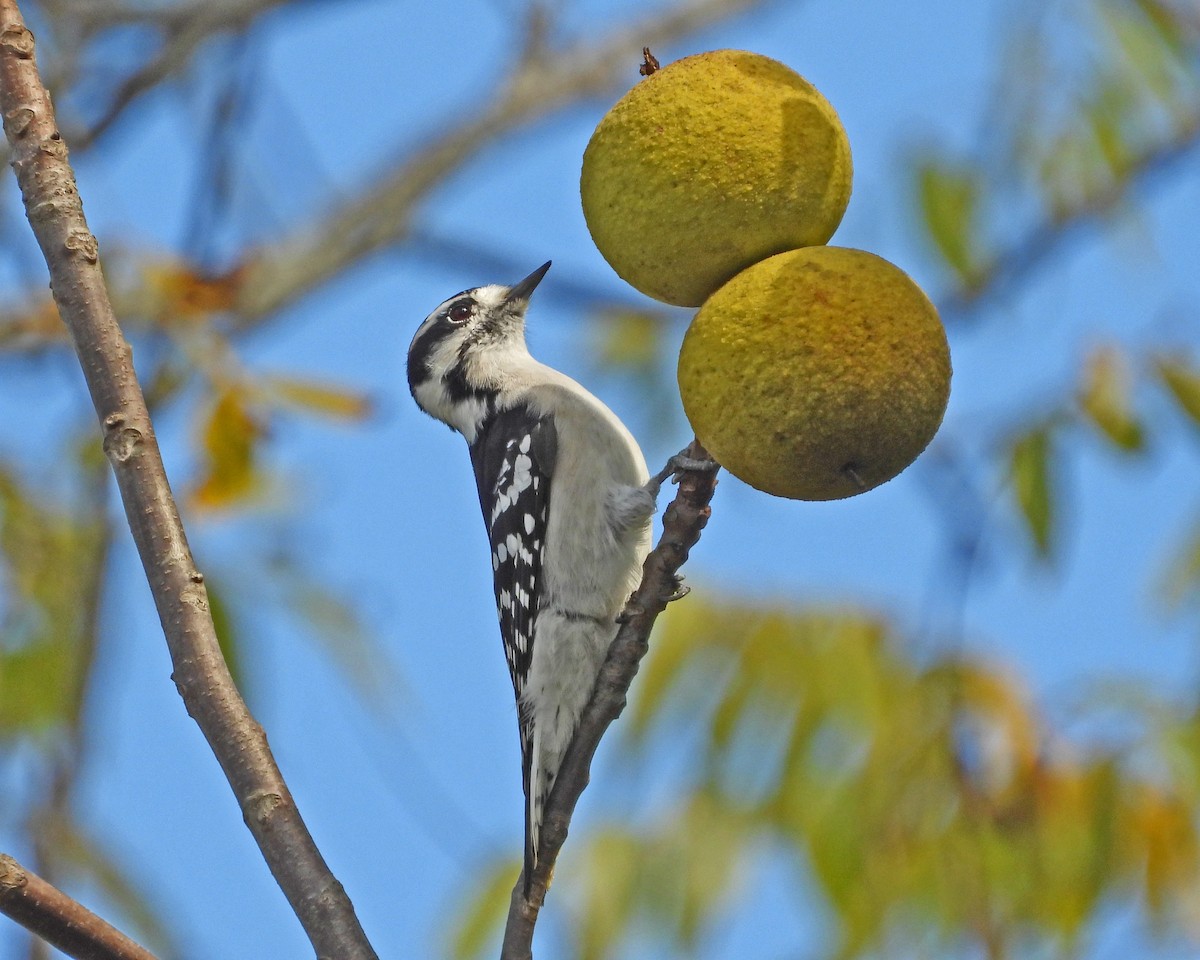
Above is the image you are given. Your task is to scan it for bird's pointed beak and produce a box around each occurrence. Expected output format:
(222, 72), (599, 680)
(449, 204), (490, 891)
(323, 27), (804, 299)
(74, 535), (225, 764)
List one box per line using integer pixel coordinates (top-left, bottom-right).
(505, 261), (552, 306)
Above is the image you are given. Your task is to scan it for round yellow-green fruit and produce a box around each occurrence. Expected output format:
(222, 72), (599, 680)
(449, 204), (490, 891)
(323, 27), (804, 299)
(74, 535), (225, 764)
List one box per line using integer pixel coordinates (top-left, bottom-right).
(580, 49), (852, 308)
(678, 246), (951, 500)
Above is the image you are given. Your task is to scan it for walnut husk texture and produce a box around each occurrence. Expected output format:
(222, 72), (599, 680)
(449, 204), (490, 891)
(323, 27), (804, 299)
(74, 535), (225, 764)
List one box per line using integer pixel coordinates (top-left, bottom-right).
(678, 247), (951, 500)
(581, 49), (852, 307)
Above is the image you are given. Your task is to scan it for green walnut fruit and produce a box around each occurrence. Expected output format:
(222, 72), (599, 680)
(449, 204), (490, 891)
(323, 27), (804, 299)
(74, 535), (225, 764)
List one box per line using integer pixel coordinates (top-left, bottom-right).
(678, 247), (951, 500)
(581, 49), (852, 307)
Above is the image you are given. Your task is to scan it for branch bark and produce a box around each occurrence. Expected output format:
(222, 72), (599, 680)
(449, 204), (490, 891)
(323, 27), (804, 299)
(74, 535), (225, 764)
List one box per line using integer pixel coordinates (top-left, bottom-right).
(0, 5), (377, 959)
(499, 439), (719, 960)
(0, 855), (159, 960)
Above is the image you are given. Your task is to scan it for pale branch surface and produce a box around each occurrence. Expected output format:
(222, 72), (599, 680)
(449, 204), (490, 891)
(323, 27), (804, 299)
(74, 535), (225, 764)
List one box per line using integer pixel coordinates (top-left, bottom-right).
(0, 854), (159, 960)
(499, 440), (720, 960)
(0, 4), (377, 959)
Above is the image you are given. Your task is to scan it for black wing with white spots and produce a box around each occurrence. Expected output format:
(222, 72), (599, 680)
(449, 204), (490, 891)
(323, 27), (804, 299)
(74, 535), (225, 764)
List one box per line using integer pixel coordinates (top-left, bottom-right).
(468, 403), (557, 767)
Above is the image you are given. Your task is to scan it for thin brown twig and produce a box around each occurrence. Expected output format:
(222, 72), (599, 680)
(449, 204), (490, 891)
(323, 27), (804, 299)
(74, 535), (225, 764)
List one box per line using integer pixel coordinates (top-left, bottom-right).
(68, 0), (302, 152)
(0, 855), (159, 960)
(0, 4), (377, 959)
(499, 439), (719, 960)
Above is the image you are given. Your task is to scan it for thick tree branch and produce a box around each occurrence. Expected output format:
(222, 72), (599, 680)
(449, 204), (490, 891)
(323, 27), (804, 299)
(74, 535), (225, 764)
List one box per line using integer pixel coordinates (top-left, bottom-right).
(499, 439), (719, 960)
(0, 5), (377, 959)
(0, 855), (158, 960)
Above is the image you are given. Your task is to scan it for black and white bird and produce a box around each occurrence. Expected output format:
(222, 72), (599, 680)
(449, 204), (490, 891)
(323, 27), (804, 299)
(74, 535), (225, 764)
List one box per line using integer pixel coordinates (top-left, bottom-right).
(407, 261), (658, 892)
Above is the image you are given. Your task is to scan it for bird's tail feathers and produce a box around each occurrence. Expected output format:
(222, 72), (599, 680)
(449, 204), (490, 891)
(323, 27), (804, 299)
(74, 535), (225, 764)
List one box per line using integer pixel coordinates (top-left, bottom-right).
(523, 723), (545, 898)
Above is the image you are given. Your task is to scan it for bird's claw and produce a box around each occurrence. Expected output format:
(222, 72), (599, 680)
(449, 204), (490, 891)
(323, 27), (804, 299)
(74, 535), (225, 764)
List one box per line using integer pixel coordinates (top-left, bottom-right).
(662, 575), (690, 603)
(645, 448), (720, 499)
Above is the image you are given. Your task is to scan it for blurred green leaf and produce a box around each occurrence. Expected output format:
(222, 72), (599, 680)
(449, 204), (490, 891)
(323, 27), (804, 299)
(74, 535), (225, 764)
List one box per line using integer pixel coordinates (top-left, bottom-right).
(1156, 355), (1200, 430)
(1008, 423), (1057, 557)
(626, 593), (727, 739)
(447, 857), (519, 960)
(1085, 80), (1135, 180)
(1130, 0), (1189, 54)
(917, 158), (987, 288)
(459, 592), (1200, 958)
(576, 829), (640, 960)
(1029, 760), (1120, 936)
(566, 791), (746, 960)
(1101, 0), (1190, 102)
(0, 638), (76, 734)
(1078, 345), (1146, 452)
(0, 471), (103, 738)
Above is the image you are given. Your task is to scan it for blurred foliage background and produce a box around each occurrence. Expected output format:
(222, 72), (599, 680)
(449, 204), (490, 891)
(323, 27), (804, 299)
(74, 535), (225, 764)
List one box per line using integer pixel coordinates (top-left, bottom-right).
(1, 0), (1200, 958)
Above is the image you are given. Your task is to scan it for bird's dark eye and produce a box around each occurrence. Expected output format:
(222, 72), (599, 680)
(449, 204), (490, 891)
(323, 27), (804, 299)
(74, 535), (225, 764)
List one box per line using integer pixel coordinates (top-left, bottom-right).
(448, 302), (473, 323)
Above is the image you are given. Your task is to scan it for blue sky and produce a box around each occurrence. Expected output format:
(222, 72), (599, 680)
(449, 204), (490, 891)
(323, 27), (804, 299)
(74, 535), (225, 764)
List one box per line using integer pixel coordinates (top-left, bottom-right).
(2, 0), (1199, 957)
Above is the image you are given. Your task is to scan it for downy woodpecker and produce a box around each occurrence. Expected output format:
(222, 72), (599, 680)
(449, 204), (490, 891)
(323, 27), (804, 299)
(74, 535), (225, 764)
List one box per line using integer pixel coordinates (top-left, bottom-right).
(407, 261), (656, 892)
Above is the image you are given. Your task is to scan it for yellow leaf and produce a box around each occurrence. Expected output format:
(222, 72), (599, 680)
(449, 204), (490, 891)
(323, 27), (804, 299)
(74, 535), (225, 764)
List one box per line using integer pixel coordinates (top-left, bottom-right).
(267, 375), (374, 422)
(191, 388), (264, 509)
(144, 260), (244, 321)
(1157, 355), (1200, 429)
(936, 661), (1039, 795)
(1078, 345), (1145, 452)
(0, 296), (65, 347)
(1127, 786), (1200, 919)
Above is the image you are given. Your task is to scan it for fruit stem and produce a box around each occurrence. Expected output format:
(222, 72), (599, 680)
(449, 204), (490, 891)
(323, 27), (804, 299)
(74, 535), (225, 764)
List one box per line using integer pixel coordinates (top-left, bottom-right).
(639, 47), (660, 77)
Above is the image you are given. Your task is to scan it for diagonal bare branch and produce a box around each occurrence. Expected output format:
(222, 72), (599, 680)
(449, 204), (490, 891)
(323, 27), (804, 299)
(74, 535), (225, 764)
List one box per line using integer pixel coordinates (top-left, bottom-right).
(66, 0), (316, 151)
(0, 4), (378, 958)
(0, 855), (159, 960)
